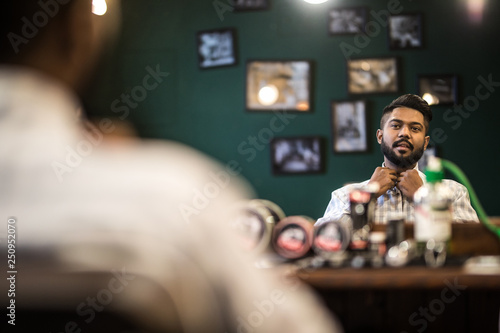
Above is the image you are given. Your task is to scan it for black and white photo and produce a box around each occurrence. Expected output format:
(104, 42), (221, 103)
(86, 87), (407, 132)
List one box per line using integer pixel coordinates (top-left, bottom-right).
(246, 60), (312, 111)
(331, 100), (368, 153)
(271, 137), (323, 174)
(328, 7), (366, 35)
(347, 57), (399, 94)
(417, 74), (458, 106)
(197, 28), (237, 69)
(388, 13), (423, 49)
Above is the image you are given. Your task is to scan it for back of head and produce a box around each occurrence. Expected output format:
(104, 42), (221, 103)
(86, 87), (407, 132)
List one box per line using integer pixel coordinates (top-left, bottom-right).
(381, 94), (433, 133)
(0, 1), (74, 63)
(1, 0), (121, 93)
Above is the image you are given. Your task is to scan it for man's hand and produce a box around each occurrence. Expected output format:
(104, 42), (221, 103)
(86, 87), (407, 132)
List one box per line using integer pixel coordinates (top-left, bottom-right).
(368, 167), (398, 198)
(396, 169), (424, 199)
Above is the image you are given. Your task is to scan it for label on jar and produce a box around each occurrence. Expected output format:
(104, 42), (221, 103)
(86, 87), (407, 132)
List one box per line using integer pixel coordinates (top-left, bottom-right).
(414, 206), (452, 242)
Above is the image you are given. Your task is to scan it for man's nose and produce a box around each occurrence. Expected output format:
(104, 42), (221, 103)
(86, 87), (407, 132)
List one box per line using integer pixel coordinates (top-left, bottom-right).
(398, 126), (411, 138)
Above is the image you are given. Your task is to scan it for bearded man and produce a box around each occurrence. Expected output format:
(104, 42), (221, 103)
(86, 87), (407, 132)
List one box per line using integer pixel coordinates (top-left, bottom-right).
(317, 94), (478, 224)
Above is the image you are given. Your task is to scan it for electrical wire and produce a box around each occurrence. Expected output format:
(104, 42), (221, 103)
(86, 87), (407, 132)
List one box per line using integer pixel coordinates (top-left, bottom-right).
(440, 159), (500, 240)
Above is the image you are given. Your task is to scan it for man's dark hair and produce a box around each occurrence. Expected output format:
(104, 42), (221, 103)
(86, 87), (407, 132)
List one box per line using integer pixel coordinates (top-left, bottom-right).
(380, 94), (433, 133)
(0, 1), (74, 62)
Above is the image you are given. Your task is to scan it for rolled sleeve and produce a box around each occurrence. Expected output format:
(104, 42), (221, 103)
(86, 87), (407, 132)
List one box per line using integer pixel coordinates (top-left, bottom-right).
(316, 183), (364, 226)
(445, 180), (479, 223)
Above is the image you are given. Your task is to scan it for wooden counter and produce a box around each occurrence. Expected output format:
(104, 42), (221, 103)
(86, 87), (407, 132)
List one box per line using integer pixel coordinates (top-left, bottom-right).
(299, 265), (500, 290)
(294, 219), (500, 333)
(372, 218), (500, 256)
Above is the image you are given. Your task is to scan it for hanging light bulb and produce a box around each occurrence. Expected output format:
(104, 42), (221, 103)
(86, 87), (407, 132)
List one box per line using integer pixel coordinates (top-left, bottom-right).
(92, 0), (107, 16)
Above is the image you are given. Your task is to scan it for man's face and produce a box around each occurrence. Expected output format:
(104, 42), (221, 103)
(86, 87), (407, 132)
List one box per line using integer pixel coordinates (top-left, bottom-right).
(377, 107), (430, 169)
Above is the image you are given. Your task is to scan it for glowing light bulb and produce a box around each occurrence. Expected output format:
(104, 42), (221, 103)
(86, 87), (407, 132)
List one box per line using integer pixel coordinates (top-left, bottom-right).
(296, 101), (309, 111)
(92, 0), (107, 16)
(258, 85), (279, 106)
(422, 93), (439, 105)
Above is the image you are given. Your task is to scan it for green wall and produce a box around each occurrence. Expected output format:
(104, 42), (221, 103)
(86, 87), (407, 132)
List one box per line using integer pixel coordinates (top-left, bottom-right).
(84, 0), (500, 219)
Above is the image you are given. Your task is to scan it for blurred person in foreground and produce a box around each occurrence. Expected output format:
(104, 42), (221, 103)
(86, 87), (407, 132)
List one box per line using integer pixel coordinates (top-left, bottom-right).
(316, 94), (478, 226)
(0, 1), (342, 332)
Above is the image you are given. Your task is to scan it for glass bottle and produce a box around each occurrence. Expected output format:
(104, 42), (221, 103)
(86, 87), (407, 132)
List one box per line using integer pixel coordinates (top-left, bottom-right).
(413, 156), (452, 267)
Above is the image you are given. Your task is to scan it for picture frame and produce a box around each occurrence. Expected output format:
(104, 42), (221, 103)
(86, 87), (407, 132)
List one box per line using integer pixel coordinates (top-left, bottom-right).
(417, 74), (458, 106)
(271, 136), (324, 175)
(347, 57), (399, 95)
(246, 60), (312, 112)
(331, 100), (368, 153)
(232, 0), (270, 11)
(328, 7), (367, 35)
(388, 13), (423, 50)
(197, 28), (237, 69)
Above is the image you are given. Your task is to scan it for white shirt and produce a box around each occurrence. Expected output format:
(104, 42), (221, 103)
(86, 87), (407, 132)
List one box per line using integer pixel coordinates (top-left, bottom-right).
(316, 164), (479, 225)
(0, 66), (342, 333)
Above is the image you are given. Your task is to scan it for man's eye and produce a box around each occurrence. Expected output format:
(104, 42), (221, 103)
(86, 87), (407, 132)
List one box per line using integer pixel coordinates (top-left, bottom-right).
(412, 127), (421, 132)
(391, 124), (400, 129)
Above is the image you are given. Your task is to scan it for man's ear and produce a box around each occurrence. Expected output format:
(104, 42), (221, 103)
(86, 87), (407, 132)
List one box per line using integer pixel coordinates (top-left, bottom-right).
(424, 135), (430, 150)
(376, 129), (383, 144)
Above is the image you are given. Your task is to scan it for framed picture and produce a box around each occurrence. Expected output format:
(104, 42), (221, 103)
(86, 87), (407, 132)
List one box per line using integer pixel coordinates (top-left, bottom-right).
(328, 7), (367, 35)
(417, 74), (458, 106)
(232, 0), (270, 11)
(331, 100), (368, 153)
(388, 13), (423, 50)
(197, 28), (237, 69)
(347, 57), (398, 95)
(246, 60), (312, 111)
(271, 136), (324, 175)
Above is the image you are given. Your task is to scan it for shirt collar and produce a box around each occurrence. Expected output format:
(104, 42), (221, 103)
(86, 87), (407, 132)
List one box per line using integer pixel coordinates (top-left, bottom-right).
(380, 162), (427, 188)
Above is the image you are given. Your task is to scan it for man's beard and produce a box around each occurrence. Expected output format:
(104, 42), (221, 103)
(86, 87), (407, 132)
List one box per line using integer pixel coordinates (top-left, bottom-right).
(381, 138), (425, 169)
